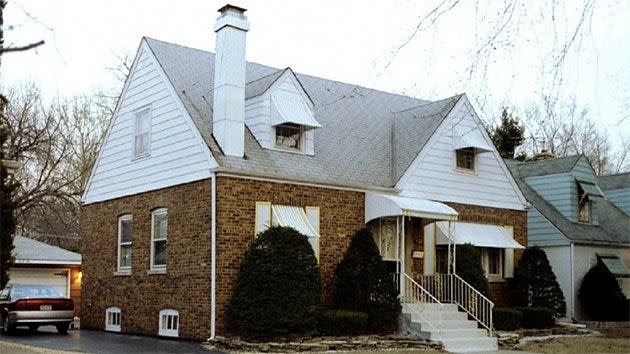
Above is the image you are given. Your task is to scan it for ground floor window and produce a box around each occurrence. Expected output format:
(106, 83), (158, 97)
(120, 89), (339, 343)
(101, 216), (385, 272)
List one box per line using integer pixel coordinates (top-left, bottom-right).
(105, 307), (121, 332)
(482, 248), (503, 279)
(435, 246), (449, 274)
(374, 217), (399, 261)
(158, 309), (179, 337)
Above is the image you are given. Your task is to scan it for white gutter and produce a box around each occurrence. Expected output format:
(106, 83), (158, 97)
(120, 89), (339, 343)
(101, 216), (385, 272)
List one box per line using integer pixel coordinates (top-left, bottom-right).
(210, 173), (217, 340)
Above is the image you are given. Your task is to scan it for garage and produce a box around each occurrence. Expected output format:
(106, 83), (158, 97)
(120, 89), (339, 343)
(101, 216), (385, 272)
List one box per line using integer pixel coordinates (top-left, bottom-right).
(7, 267), (71, 298)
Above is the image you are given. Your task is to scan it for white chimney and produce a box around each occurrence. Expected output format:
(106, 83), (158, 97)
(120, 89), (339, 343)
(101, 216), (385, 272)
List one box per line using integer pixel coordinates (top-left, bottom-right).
(213, 4), (249, 157)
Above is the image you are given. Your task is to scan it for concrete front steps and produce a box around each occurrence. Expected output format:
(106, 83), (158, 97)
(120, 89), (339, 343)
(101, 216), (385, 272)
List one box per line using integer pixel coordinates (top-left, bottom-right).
(400, 303), (498, 353)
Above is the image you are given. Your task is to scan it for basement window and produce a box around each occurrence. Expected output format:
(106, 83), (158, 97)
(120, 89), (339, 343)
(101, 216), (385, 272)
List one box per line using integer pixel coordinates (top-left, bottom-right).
(455, 148), (475, 170)
(158, 309), (179, 337)
(105, 307), (121, 332)
(275, 123), (302, 150)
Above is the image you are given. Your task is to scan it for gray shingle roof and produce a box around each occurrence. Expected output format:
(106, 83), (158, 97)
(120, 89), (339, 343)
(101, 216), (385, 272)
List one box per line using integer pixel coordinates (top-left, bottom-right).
(144, 38), (461, 188)
(598, 172), (630, 191)
(506, 163), (630, 246)
(13, 236), (81, 265)
(508, 155), (582, 178)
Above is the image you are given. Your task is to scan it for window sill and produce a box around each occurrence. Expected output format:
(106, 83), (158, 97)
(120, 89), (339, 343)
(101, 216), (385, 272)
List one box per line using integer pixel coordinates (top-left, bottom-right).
(113, 271), (131, 276)
(132, 153), (151, 162)
(147, 269), (167, 275)
(488, 276), (505, 283)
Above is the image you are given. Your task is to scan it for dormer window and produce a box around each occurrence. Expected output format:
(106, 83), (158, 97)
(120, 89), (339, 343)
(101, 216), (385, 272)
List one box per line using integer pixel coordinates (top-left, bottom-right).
(456, 148), (475, 170)
(577, 183), (591, 223)
(275, 123), (302, 150)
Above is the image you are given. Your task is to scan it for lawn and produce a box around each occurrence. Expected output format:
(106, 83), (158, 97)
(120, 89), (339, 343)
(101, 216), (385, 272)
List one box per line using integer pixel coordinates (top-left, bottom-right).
(520, 336), (630, 354)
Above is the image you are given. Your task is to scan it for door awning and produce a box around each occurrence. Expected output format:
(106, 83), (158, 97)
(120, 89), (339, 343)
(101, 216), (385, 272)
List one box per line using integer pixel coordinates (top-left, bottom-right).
(365, 193), (459, 223)
(597, 254), (630, 278)
(452, 126), (494, 152)
(271, 92), (321, 129)
(435, 221), (524, 249)
(271, 205), (319, 238)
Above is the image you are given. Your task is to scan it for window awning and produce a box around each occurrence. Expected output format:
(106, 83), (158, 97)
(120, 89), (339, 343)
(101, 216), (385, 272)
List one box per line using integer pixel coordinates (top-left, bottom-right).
(271, 92), (321, 129)
(597, 254), (630, 278)
(365, 193), (459, 223)
(577, 179), (604, 197)
(271, 205), (319, 238)
(452, 126), (494, 152)
(435, 221), (525, 249)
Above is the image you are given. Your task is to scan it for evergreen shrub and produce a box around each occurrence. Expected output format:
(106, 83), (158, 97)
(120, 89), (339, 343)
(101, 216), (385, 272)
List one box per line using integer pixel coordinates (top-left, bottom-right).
(315, 309), (368, 336)
(578, 262), (628, 321)
(493, 308), (523, 331)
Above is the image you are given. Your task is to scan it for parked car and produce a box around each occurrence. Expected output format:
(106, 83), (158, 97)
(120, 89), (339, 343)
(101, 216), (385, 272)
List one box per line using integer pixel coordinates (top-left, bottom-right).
(0, 284), (74, 334)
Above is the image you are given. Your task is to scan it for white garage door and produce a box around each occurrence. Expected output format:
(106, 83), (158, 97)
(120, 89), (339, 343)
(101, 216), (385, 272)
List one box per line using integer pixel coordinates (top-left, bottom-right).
(8, 268), (69, 298)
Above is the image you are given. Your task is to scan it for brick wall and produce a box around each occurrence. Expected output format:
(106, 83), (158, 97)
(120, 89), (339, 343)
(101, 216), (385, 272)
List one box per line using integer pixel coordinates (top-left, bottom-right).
(80, 180), (212, 340)
(215, 176), (365, 335)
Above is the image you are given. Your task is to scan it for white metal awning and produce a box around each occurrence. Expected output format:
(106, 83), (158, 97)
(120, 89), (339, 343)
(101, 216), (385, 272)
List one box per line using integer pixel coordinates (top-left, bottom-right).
(435, 221), (524, 249)
(271, 92), (321, 129)
(365, 193), (459, 223)
(452, 126), (494, 152)
(577, 178), (604, 197)
(271, 205), (319, 238)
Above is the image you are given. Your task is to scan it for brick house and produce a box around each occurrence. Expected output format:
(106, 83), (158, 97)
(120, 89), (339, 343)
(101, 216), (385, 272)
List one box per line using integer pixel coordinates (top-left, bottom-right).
(80, 5), (528, 350)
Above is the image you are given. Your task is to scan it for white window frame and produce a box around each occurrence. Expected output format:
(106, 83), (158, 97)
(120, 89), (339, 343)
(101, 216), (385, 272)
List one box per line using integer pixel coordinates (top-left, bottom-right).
(158, 309), (179, 337)
(274, 123), (305, 152)
(305, 206), (320, 261)
(117, 215), (133, 272)
(150, 208), (168, 271)
(482, 248), (503, 279)
(133, 107), (151, 159)
(454, 147), (477, 173)
(105, 307), (121, 332)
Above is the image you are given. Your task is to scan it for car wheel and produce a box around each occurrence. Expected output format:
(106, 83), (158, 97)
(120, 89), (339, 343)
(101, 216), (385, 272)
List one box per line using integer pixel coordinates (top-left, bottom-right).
(56, 323), (69, 334)
(2, 314), (15, 335)
(28, 324), (39, 332)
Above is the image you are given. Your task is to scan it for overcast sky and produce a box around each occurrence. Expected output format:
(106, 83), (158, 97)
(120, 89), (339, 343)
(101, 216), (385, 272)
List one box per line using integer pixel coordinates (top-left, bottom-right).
(2, 0), (629, 145)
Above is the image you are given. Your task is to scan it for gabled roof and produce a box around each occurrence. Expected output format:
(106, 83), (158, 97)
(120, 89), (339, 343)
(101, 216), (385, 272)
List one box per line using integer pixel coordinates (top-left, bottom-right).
(13, 236), (81, 265)
(144, 37), (461, 188)
(509, 155), (582, 178)
(507, 160), (630, 246)
(598, 172), (630, 191)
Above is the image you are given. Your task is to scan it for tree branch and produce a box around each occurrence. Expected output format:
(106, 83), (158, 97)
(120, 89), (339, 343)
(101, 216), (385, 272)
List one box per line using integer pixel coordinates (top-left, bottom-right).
(2, 40), (44, 53)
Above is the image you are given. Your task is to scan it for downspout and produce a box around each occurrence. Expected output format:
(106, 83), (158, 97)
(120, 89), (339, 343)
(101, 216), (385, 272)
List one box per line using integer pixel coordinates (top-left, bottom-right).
(570, 242), (575, 320)
(210, 173), (217, 340)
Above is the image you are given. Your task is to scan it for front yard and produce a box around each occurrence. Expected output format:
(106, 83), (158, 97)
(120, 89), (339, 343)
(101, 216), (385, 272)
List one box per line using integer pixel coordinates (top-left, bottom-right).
(519, 326), (630, 354)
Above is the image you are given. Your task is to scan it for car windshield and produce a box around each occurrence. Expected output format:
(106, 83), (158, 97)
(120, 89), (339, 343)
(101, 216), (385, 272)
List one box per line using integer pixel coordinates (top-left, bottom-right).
(10, 285), (64, 299)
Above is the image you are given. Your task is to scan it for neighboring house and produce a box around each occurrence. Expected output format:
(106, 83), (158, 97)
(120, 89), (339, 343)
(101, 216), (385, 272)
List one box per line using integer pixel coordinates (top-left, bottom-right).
(80, 5), (527, 349)
(598, 172), (630, 215)
(9, 236), (82, 316)
(507, 155), (630, 321)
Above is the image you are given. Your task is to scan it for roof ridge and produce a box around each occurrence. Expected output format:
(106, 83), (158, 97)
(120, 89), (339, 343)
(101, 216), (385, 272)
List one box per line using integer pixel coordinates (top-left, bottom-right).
(517, 154), (581, 166)
(599, 171), (630, 178)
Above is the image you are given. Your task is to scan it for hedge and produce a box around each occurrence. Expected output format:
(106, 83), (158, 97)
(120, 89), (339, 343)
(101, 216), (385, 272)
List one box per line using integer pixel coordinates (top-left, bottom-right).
(493, 308), (522, 331)
(315, 309), (368, 336)
(517, 307), (555, 329)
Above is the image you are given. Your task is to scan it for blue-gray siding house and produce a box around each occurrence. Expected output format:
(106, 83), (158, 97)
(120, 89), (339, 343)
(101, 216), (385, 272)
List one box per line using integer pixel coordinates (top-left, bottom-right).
(507, 155), (630, 320)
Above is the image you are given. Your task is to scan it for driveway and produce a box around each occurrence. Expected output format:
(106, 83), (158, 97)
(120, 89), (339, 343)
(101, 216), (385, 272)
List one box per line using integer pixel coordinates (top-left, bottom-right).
(0, 326), (220, 354)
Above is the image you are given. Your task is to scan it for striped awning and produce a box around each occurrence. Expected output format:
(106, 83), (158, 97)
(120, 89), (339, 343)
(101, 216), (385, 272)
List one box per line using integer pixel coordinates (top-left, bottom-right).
(271, 205), (319, 238)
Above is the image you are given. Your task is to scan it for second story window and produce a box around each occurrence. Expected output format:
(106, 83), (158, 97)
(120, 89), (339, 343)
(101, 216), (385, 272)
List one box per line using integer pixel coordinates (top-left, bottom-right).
(118, 215), (133, 272)
(275, 123), (302, 150)
(151, 208), (168, 270)
(578, 183), (591, 223)
(455, 148), (475, 170)
(134, 108), (151, 158)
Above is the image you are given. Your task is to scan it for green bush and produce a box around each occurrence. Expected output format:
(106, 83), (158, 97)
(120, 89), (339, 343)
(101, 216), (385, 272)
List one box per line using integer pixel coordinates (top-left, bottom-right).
(334, 228), (401, 333)
(493, 307), (523, 331)
(517, 307), (555, 329)
(508, 247), (566, 318)
(578, 262), (628, 321)
(227, 226), (323, 340)
(455, 243), (490, 297)
(315, 309), (368, 336)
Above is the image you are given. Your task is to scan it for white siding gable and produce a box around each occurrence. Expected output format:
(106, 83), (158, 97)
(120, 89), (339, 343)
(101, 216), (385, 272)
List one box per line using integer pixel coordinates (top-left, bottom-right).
(245, 71), (315, 155)
(82, 40), (217, 204)
(397, 96), (527, 211)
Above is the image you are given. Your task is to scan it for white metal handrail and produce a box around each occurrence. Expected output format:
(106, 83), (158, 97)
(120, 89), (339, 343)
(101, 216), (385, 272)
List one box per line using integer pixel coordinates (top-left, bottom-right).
(401, 273), (443, 338)
(418, 273), (494, 336)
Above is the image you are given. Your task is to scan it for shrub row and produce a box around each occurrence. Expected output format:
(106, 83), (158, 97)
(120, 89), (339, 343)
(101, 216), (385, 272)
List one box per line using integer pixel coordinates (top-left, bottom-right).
(314, 309), (368, 336)
(493, 307), (555, 330)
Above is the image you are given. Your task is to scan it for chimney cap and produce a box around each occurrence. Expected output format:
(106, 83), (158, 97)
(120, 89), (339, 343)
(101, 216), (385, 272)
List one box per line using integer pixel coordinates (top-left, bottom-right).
(218, 4), (247, 15)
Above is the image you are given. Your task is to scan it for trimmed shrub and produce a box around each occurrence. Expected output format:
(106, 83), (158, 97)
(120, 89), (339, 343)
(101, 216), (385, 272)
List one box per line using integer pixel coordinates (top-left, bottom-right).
(493, 307), (523, 331)
(508, 247), (566, 318)
(517, 307), (555, 329)
(334, 228), (401, 333)
(227, 226), (323, 340)
(578, 262), (628, 321)
(455, 243), (490, 297)
(315, 309), (368, 336)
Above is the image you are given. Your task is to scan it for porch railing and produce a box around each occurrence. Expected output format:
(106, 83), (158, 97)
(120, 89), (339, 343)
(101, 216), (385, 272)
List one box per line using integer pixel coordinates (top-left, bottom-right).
(418, 273), (494, 336)
(401, 273), (443, 338)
